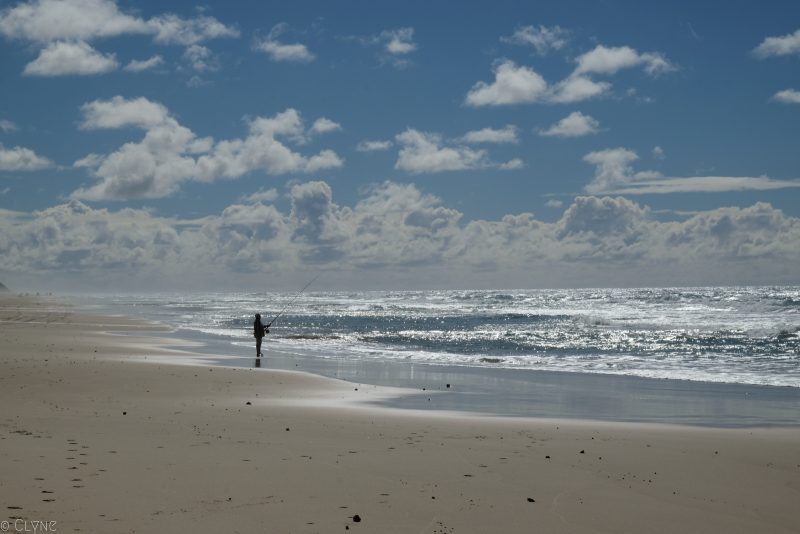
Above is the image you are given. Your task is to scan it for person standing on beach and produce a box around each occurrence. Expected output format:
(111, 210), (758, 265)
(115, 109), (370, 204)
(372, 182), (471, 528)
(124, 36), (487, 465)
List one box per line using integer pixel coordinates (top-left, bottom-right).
(254, 313), (268, 357)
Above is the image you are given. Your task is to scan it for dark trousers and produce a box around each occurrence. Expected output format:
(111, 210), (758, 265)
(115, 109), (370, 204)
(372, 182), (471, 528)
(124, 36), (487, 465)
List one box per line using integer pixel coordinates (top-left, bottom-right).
(256, 336), (263, 356)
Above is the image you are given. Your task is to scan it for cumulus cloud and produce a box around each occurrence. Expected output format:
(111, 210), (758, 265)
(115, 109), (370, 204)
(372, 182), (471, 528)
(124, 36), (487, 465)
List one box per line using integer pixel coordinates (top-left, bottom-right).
(548, 75), (611, 103)
(465, 60), (549, 106)
(0, 1), (239, 43)
(752, 28), (800, 58)
(310, 117), (342, 135)
(71, 97), (344, 200)
(545, 199), (564, 208)
(501, 25), (569, 55)
(2, 184), (799, 289)
(0, 0), (238, 75)
(539, 111), (600, 137)
(254, 22), (315, 63)
(394, 129), (488, 173)
(772, 89), (800, 104)
(461, 125), (519, 144)
(123, 55), (164, 72)
(574, 45), (674, 76)
(22, 40), (118, 76)
(80, 96), (170, 129)
(381, 27), (416, 55)
(583, 147), (800, 195)
(583, 148), (639, 193)
(652, 146), (665, 160)
(0, 0), (148, 42)
(356, 139), (393, 152)
(466, 43), (673, 106)
(0, 143), (53, 171)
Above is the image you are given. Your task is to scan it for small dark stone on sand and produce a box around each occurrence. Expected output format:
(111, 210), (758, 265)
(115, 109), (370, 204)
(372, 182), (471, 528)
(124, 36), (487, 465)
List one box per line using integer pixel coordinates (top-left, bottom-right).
(580, 450), (585, 454)
(286, 428), (290, 431)
(353, 514), (361, 523)
(246, 401), (251, 405)
(446, 384), (450, 388)
(123, 411), (127, 415)
(545, 455), (550, 459)
(527, 497), (535, 503)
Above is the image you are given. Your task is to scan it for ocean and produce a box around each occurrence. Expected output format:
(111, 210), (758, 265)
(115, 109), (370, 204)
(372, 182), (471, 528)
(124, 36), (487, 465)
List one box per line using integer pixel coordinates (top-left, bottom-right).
(79, 286), (799, 389)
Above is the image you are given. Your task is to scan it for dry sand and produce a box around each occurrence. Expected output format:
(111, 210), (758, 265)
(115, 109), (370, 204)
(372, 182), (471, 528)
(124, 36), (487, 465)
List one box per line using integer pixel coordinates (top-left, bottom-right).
(1, 295), (798, 533)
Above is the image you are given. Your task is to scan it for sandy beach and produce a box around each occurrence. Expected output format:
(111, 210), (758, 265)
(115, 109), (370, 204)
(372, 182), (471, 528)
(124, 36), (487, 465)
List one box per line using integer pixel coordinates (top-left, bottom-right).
(1, 295), (798, 534)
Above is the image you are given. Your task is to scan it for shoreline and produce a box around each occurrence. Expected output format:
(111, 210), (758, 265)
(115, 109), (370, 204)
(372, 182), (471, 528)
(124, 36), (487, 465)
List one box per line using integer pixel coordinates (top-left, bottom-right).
(2, 295), (799, 533)
(115, 316), (800, 428)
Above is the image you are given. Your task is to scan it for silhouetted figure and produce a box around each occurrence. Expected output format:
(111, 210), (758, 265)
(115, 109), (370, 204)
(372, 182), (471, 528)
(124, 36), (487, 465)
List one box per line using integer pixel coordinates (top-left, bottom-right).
(254, 313), (268, 357)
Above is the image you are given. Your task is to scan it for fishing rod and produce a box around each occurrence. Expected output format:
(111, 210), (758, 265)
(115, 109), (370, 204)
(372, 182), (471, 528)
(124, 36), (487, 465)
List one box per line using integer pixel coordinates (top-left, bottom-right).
(266, 275), (319, 328)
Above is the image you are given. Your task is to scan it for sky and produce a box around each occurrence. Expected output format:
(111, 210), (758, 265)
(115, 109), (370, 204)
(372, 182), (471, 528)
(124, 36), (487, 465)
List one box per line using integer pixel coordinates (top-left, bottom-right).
(0, 0), (799, 292)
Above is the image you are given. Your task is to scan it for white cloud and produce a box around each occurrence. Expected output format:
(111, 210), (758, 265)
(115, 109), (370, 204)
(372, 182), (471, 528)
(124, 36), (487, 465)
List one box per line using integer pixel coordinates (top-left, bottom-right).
(23, 40), (118, 76)
(310, 118), (342, 135)
(0, 143), (53, 171)
(574, 45), (674, 76)
(0, 0), (148, 42)
(2, 185), (799, 289)
(0, 1), (238, 44)
(72, 97), (344, 200)
(0, 0), (238, 76)
(0, 119), (17, 132)
(256, 40), (315, 62)
(464, 44), (672, 107)
(539, 111), (600, 137)
(502, 24), (569, 55)
(583, 146), (800, 195)
(240, 188), (279, 204)
(465, 60), (548, 106)
(395, 129), (488, 173)
(772, 89), (800, 104)
(80, 96), (170, 129)
(583, 147), (639, 193)
(73, 153), (103, 168)
(381, 27), (416, 55)
(146, 13), (239, 46)
(123, 55), (164, 72)
(545, 199), (564, 208)
(356, 140), (393, 152)
(461, 125), (519, 144)
(183, 44), (218, 72)
(499, 158), (524, 170)
(347, 27), (418, 68)
(753, 29), (800, 58)
(254, 23), (314, 63)
(548, 75), (610, 103)
(612, 176), (800, 195)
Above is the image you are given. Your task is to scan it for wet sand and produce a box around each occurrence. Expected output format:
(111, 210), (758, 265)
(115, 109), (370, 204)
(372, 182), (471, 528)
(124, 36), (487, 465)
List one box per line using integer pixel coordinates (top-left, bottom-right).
(1, 295), (798, 533)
